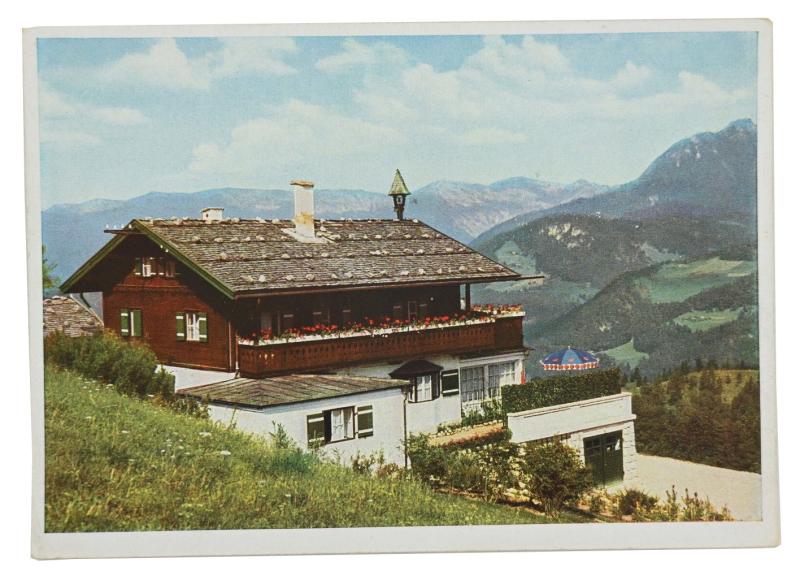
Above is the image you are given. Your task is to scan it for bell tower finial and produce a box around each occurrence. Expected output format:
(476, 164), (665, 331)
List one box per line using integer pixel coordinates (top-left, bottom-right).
(388, 169), (411, 221)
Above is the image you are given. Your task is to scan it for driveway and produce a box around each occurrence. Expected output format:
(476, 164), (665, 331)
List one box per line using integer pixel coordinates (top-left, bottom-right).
(631, 454), (762, 521)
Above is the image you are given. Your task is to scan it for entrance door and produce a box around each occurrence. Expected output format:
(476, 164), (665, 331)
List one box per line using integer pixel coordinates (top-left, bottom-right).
(583, 431), (624, 487)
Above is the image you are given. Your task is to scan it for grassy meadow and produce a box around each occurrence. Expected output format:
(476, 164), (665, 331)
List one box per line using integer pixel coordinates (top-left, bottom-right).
(45, 366), (553, 532)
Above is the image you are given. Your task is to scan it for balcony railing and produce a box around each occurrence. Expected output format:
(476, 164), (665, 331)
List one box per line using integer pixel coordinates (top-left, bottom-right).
(237, 310), (524, 378)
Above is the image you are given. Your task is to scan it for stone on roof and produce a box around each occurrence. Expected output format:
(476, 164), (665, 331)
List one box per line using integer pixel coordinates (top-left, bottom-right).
(177, 374), (407, 408)
(43, 295), (104, 338)
(135, 217), (519, 294)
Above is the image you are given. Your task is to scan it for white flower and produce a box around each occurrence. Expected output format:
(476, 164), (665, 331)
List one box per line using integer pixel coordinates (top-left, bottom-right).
(121, 430), (130, 434)
(199, 431), (212, 438)
(219, 450), (231, 456)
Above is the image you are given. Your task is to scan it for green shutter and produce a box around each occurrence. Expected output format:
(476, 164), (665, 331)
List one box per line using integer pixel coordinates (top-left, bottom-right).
(307, 413), (325, 448)
(176, 312), (186, 341)
(357, 405), (373, 438)
(441, 370), (460, 396)
(119, 308), (130, 336)
(198, 312), (208, 342)
(131, 309), (142, 337)
(133, 258), (142, 276)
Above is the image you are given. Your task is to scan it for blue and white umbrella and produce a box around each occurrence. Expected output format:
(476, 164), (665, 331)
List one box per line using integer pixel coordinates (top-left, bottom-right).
(540, 347), (599, 371)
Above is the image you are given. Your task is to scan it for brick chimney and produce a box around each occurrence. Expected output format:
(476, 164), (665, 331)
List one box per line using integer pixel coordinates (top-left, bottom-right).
(291, 179), (315, 239)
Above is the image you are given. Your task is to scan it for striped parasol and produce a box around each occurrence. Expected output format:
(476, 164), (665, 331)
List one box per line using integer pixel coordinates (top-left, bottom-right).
(540, 346), (599, 371)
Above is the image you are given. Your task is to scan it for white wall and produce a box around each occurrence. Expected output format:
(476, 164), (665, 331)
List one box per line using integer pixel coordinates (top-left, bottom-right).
(208, 387), (408, 466)
(507, 393), (634, 443)
(507, 393), (638, 486)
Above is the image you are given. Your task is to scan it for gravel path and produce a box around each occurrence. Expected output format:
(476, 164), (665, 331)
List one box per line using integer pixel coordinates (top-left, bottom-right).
(632, 454), (762, 521)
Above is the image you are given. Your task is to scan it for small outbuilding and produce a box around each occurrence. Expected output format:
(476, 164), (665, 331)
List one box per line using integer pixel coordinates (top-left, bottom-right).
(43, 295), (104, 338)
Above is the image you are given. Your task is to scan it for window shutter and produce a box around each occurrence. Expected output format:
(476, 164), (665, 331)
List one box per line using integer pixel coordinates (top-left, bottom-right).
(306, 413), (325, 448)
(133, 258), (142, 276)
(175, 312), (186, 341)
(131, 309), (142, 337)
(357, 405), (373, 438)
(392, 303), (404, 320)
(441, 370), (460, 396)
(432, 373), (441, 399)
(323, 412), (332, 443)
(157, 258), (165, 276)
(418, 302), (429, 319)
(198, 312), (208, 342)
(119, 309), (130, 336)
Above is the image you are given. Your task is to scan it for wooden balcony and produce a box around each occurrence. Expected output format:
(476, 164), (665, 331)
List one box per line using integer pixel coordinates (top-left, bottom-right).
(237, 314), (524, 378)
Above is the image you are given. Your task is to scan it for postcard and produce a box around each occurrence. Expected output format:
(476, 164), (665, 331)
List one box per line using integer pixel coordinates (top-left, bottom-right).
(24, 18), (777, 558)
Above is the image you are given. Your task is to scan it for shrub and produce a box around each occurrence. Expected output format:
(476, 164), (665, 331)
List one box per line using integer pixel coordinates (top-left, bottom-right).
(517, 442), (593, 517)
(406, 434), (450, 487)
(460, 399), (504, 426)
(44, 331), (193, 412)
(614, 488), (659, 517)
(502, 368), (622, 415)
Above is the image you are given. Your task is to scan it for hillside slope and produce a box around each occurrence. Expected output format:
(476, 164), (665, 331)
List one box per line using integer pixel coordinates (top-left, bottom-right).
(474, 119), (757, 246)
(527, 248), (759, 378)
(45, 367), (546, 532)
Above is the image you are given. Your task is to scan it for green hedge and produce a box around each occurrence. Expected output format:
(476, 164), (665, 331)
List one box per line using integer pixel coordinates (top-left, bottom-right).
(501, 368), (622, 414)
(45, 330), (175, 399)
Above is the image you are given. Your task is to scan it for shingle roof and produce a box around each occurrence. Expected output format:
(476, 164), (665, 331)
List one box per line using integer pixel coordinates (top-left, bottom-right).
(135, 217), (518, 296)
(43, 295), (104, 338)
(177, 374), (406, 408)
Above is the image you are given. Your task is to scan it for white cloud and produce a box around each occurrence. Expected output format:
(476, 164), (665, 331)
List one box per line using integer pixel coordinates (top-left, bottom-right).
(316, 38), (407, 74)
(189, 99), (403, 176)
(41, 130), (102, 146)
(180, 35), (753, 188)
(458, 128), (527, 146)
(96, 38), (297, 91)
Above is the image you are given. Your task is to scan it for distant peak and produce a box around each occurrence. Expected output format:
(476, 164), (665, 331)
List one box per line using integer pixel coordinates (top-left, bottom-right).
(725, 118), (756, 132)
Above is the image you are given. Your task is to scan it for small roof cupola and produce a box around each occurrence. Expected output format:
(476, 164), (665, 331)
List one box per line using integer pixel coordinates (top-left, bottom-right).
(388, 169), (411, 221)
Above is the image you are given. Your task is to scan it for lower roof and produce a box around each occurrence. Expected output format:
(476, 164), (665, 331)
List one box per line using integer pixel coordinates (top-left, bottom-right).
(177, 373), (407, 409)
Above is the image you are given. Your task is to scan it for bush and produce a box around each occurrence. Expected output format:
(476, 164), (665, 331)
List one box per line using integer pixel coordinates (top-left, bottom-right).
(460, 398), (504, 426)
(517, 442), (593, 517)
(502, 368), (622, 415)
(614, 488), (658, 517)
(43, 331), (198, 414)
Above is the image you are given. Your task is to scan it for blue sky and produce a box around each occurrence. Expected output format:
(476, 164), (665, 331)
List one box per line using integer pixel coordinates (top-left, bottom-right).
(37, 32), (757, 207)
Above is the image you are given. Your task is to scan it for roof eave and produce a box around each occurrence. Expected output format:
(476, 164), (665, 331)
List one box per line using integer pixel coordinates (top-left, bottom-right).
(231, 273), (521, 299)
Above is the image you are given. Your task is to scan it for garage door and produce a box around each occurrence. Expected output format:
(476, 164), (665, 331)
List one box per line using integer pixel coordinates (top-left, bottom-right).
(583, 431), (624, 487)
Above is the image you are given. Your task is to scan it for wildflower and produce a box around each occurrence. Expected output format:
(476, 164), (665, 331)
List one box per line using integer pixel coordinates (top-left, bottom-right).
(219, 450), (231, 456)
(121, 430), (130, 434)
(199, 431), (212, 438)
(285, 493), (292, 498)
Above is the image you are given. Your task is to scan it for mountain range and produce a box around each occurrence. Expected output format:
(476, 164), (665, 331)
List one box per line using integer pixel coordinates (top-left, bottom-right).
(42, 119), (759, 378)
(42, 178), (605, 280)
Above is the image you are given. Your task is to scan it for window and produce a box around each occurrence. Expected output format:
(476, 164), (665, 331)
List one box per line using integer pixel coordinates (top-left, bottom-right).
(164, 259), (176, 278)
(281, 312), (294, 331)
(392, 303), (404, 321)
(408, 374), (440, 403)
(460, 366), (486, 403)
(329, 407), (354, 442)
(306, 404), (372, 447)
(176, 311), (207, 342)
(312, 306), (330, 326)
(460, 362), (517, 403)
(488, 362), (516, 398)
(441, 370), (460, 396)
(119, 308), (142, 338)
(418, 301), (429, 319)
(407, 300), (418, 322)
(341, 308), (352, 325)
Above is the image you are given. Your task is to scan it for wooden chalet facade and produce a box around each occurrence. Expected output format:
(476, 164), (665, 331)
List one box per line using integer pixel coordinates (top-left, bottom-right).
(60, 179), (527, 411)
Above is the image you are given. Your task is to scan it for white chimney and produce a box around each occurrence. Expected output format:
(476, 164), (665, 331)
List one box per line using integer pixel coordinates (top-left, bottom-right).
(201, 207), (224, 222)
(291, 179), (315, 239)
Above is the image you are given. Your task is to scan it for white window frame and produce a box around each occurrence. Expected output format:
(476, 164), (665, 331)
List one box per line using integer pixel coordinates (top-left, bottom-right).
(329, 407), (355, 442)
(141, 257), (154, 277)
(185, 312), (201, 342)
(413, 374), (433, 402)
